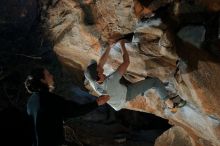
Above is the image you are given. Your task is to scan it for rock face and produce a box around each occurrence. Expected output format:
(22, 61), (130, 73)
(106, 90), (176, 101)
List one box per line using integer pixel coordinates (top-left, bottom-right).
(155, 126), (194, 146)
(45, 0), (220, 146)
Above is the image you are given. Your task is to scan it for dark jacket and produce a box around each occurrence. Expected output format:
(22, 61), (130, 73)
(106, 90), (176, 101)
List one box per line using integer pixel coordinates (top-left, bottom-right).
(27, 90), (98, 146)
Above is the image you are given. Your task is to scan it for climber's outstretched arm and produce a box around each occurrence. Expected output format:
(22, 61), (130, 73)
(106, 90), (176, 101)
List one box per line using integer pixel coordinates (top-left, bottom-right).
(98, 45), (112, 69)
(117, 39), (130, 76)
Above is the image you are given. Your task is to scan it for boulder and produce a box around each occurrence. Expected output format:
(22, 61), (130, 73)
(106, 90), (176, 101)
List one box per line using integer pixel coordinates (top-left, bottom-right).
(46, 0), (220, 145)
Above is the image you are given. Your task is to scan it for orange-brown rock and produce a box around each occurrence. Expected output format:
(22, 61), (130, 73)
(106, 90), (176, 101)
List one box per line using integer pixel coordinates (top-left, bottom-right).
(45, 0), (220, 145)
(155, 126), (195, 146)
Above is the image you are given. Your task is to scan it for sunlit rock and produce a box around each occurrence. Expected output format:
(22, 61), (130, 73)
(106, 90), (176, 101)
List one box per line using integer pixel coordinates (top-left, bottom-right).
(45, 0), (220, 145)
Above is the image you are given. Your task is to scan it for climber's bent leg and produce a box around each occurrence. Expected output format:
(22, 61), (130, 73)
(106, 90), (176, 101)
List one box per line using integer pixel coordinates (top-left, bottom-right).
(126, 77), (169, 101)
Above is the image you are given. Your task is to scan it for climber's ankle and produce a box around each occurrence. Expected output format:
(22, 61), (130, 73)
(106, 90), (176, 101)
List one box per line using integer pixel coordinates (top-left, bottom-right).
(165, 98), (174, 108)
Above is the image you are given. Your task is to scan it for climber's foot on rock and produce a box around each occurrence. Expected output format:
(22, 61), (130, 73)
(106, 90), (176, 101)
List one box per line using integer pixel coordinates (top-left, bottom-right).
(165, 95), (187, 113)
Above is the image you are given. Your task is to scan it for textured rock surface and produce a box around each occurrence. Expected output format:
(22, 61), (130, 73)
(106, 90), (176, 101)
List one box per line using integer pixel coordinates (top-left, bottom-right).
(45, 0), (220, 146)
(155, 126), (194, 146)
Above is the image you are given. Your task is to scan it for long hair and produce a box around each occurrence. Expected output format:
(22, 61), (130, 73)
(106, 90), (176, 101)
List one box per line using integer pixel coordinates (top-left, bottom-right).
(24, 67), (48, 93)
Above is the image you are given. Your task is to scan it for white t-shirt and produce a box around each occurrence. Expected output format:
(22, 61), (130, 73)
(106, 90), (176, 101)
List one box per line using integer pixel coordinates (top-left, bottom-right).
(85, 70), (127, 111)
